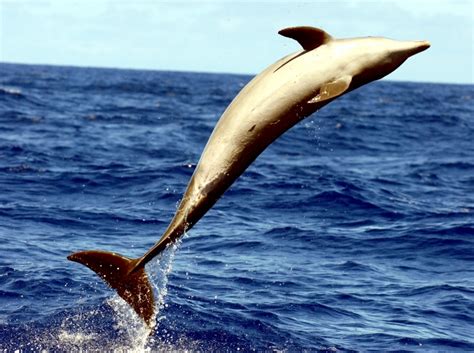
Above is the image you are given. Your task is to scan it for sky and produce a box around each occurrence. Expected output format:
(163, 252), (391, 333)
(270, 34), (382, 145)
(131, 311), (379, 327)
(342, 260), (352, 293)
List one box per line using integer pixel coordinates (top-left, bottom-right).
(0, 0), (472, 84)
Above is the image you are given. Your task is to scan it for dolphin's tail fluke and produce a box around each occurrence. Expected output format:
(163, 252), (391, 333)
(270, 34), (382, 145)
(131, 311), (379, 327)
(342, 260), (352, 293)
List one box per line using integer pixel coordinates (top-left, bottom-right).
(67, 250), (155, 327)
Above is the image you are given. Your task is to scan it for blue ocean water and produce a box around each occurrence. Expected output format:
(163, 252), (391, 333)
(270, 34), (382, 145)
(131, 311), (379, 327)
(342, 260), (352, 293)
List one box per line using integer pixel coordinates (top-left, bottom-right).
(0, 62), (473, 352)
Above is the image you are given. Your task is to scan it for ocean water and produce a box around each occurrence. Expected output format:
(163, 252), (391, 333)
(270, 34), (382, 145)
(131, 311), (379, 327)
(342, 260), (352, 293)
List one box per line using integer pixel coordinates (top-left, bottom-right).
(0, 62), (473, 352)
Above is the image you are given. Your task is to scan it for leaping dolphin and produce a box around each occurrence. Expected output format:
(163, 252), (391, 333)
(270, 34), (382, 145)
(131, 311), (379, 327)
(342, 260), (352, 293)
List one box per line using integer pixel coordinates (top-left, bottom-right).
(68, 26), (430, 326)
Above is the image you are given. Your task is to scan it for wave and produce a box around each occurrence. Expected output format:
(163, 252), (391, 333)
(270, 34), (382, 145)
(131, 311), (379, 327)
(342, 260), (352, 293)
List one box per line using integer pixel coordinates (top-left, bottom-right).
(0, 86), (24, 98)
(1, 64), (473, 351)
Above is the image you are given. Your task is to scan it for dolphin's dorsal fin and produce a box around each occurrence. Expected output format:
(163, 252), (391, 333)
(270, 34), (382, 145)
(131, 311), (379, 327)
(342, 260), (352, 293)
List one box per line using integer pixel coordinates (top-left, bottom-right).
(278, 26), (333, 51)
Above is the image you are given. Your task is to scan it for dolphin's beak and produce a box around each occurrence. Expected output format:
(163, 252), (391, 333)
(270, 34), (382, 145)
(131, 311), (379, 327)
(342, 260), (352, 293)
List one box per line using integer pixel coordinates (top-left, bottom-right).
(413, 40), (431, 54)
(404, 40), (431, 57)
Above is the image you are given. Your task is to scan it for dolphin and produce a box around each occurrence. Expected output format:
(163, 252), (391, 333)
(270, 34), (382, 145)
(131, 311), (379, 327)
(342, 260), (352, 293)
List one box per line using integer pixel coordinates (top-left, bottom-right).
(68, 26), (430, 326)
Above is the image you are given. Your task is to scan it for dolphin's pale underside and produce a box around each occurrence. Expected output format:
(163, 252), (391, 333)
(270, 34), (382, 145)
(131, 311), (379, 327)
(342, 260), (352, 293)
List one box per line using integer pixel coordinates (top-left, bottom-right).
(68, 26), (430, 326)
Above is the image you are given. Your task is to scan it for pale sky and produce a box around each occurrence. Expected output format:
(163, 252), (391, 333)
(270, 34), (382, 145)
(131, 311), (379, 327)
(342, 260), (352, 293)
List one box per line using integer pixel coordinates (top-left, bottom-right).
(0, 0), (473, 84)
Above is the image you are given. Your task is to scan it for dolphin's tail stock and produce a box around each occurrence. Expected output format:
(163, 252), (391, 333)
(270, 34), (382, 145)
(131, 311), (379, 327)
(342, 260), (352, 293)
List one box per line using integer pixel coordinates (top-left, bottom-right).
(67, 250), (155, 327)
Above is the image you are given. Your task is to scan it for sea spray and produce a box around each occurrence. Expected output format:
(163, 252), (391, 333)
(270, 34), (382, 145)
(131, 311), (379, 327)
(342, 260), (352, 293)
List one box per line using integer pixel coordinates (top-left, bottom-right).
(106, 240), (182, 351)
(54, 306), (110, 351)
(47, 242), (182, 352)
(148, 240), (181, 321)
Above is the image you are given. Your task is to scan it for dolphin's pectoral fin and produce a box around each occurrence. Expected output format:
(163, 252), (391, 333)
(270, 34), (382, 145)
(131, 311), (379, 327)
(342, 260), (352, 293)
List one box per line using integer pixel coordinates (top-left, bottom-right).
(68, 250), (155, 327)
(278, 26), (333, 51)
(308, 76), (352, 104)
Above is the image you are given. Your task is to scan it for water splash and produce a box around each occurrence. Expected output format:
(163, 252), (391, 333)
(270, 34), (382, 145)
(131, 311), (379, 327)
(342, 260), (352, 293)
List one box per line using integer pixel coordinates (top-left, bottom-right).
(39, 242), (184, 352)
(105, 241), (182, 351)
(106, 295), (152, 351)
(52, 306), (110, 350)
(148, 241), (181, 323)
(57, 330), (98, 346)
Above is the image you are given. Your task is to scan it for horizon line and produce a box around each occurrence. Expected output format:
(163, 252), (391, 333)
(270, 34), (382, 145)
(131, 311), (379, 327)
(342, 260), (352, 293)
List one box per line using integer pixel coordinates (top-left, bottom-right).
(1, 60), (472, 86)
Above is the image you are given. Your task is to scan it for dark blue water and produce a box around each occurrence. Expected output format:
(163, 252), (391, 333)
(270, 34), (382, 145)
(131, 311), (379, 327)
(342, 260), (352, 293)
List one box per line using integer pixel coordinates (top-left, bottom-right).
(0, 62), (473, 352)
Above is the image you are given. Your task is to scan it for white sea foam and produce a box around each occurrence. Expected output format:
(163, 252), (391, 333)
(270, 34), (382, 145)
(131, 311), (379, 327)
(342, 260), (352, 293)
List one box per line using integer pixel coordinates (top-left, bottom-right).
(0, 86), (22, 96)
(105, 241), (182, 351)
(50, 241), (183, 352)
(57, 329), (98, 346)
